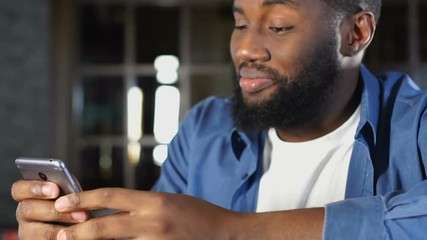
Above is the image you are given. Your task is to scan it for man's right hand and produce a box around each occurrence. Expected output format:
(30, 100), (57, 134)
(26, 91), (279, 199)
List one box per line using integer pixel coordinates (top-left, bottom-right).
(11, 180), (88, 240)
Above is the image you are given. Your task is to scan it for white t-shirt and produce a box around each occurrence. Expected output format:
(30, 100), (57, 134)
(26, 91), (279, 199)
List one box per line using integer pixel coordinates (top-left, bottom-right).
(256, 106), (361, 212)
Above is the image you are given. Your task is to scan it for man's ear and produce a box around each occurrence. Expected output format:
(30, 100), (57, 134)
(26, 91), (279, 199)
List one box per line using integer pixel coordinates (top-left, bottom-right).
(341, 11), (376, 57)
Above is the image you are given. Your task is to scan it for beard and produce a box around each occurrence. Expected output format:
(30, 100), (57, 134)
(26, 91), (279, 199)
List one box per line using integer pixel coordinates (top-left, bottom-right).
(231, 35), (341, 132)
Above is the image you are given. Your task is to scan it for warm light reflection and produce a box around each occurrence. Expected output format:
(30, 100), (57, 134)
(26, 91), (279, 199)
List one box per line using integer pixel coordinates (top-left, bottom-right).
(157, 71), (179, 85)
(127, 86), (143, 141)
(154, 86), (180, 144)
(153, 145), (168, 166)
(99, 144), (112, 179)
(127, 142), (141, 165)
(154, 55), (180, 71)
(99, 155), (112, 169)
(154, 55), (180, 84)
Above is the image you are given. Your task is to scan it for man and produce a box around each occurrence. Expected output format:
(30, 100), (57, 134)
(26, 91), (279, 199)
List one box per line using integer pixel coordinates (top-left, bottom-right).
(11, 0), (427, 239)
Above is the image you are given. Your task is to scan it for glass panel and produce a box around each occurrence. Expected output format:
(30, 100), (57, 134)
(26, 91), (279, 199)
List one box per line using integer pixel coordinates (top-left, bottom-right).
(135, 147), (160, 190)
(135, 6), (180, 63)
(364, 4), (408, 66)
(190, 73), (235, 106)
(153, 86), (180, 144)
(82, 76), (124, 135)
(413, 67), (427, 89)
(80, 145), (124, 190)
(79, 4), (125, 64)
(190, 5), (234, 63)
(420, 4), (427, 62)
(136, 76), (160, 135)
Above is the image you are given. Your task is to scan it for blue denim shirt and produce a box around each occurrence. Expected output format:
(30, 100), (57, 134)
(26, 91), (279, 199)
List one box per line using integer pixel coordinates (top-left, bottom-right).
(153, 65), (427, 239)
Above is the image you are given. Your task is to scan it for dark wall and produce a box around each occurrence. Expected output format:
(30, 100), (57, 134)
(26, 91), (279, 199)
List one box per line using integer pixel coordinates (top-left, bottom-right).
(0, 0), (51, 227)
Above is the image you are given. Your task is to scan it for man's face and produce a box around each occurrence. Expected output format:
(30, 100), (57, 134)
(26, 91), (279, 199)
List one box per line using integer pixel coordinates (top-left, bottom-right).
(230, 0), (342, 131)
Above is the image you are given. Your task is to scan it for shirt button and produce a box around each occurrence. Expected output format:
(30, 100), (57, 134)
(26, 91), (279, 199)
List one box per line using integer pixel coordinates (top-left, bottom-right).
(241, 173), (248, 180)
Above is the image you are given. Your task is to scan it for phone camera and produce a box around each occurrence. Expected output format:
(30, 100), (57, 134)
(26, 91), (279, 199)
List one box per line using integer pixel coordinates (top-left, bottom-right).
(38, 172), (48, 181)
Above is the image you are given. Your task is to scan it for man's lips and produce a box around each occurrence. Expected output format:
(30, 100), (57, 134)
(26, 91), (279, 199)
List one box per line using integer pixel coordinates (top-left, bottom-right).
(238, 67), (277, 93)
(239, 77), (275, 93)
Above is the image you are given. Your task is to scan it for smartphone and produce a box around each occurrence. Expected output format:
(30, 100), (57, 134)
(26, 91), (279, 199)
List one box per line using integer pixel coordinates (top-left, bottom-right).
(15, 157), (82, 195)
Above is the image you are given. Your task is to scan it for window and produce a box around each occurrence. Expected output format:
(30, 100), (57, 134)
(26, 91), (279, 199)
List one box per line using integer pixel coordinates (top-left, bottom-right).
(81, 76), (124, 136)
(135, 6), (180, 63)
(420, 3), (427, 62)
(68, 1), (234, 190)
(190, 5), (233, 64)
(80, 4), (125, 64)
(363, 0), (426, 88)
(364, 3), (408, 65)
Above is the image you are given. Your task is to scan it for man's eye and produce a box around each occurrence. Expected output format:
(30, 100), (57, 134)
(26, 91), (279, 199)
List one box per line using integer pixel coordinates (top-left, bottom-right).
(270, 26), (293, 34)
(234, 25), (247, 30)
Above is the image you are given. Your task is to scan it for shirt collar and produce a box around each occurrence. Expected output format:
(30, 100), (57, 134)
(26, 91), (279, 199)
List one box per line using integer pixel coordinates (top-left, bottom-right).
(230, 128), (266, 161)
(357, 64), (380, 145)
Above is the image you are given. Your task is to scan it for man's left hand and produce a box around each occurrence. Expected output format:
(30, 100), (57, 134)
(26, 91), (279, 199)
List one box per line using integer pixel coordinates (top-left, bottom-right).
(54, 188), (239, 240)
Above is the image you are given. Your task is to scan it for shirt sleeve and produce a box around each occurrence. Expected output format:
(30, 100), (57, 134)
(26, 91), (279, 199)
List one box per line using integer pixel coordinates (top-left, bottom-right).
(151, 97), (221, 193)
(324, 178), (427, 239)
(324, 103), (427, 239)
(150, 104), (196, 193)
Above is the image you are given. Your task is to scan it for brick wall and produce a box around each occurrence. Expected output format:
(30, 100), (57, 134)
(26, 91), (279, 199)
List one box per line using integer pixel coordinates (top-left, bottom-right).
(0, 0), (51, 227)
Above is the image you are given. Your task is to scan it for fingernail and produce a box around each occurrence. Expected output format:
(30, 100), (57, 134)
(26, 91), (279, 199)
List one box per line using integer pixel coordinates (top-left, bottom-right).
(57, 230), (67, 240)
(55, 197), (71, 211)
(41, 185), (54, 196)
(71, 211), (87, 222)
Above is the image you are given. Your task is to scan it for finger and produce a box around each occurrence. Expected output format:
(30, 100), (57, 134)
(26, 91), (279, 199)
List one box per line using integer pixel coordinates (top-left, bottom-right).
(57, 212), (139, 240)
(17, 200), (89, 223)
(55, 188), (152, 212)
(18, 221), (63, 240)
(12, 180), (60, 201)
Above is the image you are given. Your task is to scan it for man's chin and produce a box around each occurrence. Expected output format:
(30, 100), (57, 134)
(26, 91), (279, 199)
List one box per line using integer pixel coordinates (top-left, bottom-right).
(241, 89), (277, 107)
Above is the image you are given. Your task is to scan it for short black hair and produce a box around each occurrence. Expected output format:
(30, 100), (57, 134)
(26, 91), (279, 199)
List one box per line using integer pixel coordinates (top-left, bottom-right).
(323, 0), (382, 22)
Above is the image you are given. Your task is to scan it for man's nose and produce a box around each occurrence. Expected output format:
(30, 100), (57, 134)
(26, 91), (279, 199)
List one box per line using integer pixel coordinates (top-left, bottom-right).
(235, 32), (270, 63)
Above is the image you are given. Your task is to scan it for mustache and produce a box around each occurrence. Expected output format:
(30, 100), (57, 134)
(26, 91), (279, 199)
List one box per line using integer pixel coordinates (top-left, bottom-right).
(238, 62), (282, 80)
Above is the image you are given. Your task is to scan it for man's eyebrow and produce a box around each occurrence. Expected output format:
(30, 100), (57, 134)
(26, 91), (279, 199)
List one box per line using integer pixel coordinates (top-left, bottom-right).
(262, 0), (299, 8)
(232, 5), (244, 14)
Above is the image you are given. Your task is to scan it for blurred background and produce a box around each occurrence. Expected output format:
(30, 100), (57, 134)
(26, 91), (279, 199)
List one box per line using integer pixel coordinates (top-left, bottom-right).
(1, 0), (427, 235)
